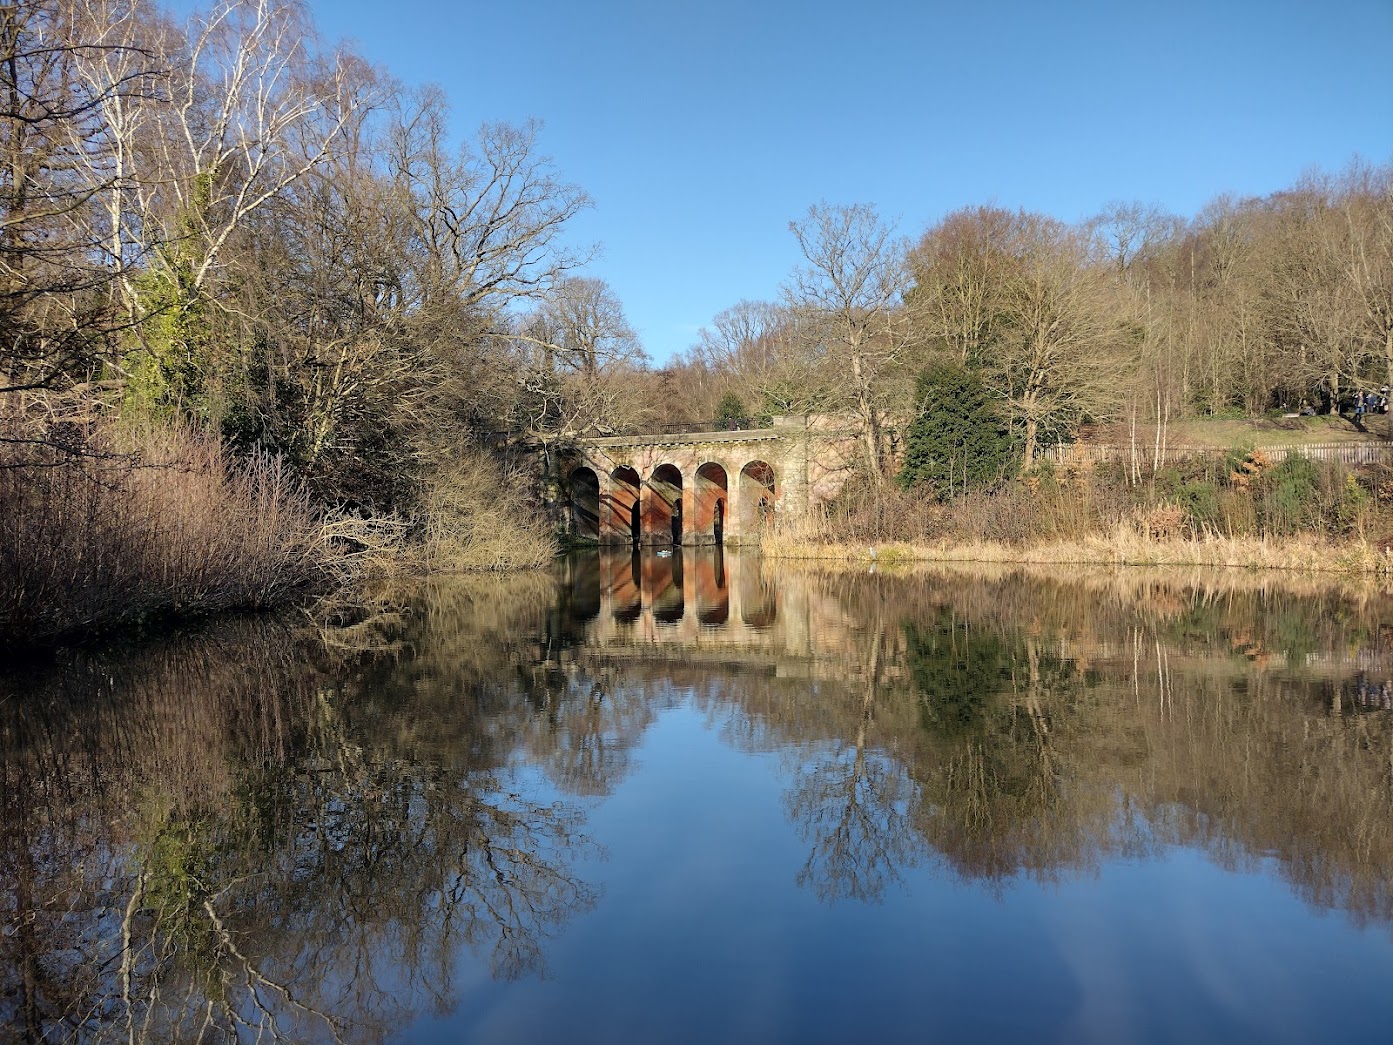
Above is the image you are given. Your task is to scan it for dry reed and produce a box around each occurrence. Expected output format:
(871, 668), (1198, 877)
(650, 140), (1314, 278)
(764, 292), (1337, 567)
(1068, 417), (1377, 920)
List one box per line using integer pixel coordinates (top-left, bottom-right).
(1, 424), (334, 645)
(761, 524), (1393, 576)
(405, 452), (555, 573)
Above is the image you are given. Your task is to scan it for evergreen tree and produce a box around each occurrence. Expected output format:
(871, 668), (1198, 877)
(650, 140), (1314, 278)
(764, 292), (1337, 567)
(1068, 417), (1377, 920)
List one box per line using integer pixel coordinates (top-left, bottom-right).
(714, 392), (749, 430)
(898, 362), (1016, 499)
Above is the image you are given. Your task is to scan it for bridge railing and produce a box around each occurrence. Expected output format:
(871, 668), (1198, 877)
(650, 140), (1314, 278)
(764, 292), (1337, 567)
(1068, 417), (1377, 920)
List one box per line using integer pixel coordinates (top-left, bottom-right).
(484, 419), (776, 445)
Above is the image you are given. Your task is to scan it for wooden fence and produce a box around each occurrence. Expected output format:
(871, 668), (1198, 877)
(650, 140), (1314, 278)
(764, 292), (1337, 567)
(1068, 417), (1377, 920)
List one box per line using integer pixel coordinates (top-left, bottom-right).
(1040, 442), (1393, 468)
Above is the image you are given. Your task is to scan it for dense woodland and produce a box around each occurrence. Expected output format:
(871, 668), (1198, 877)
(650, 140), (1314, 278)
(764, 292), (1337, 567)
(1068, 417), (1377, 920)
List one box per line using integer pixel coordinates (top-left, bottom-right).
(2, 0), (1392, 640)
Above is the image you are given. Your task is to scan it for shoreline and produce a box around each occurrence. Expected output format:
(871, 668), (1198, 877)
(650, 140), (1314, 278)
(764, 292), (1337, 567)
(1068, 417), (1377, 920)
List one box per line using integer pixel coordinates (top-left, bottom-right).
(758, 532), (1393, 576)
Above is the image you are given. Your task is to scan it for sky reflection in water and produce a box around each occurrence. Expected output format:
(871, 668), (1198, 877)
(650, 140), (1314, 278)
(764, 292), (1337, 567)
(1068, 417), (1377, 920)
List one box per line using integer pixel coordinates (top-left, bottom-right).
(4, 550), (1393, 1043)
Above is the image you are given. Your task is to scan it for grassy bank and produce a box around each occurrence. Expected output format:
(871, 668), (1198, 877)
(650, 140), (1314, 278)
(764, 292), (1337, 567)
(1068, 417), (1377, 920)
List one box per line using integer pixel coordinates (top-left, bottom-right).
(781, 451), (1393, 576)
(1, 425), (337, 647)
(761, 528), (1393, 576)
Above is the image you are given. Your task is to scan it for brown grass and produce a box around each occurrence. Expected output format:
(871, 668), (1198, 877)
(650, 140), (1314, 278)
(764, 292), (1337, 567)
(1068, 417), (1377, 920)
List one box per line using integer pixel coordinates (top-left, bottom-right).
(762, 521), (1393, 576)
(0, 423), (335, 645)
(404, 452), (556, 573)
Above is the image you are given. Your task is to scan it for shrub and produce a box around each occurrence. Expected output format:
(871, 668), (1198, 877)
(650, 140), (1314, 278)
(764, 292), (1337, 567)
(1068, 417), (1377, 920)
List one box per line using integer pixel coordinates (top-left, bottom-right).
(714, 392), (749, 431)
(411, 451), (556, 572)
(1258, 455), (1319, 536)
(899, 362), (1016, 500)
(0, 423), (334, 646)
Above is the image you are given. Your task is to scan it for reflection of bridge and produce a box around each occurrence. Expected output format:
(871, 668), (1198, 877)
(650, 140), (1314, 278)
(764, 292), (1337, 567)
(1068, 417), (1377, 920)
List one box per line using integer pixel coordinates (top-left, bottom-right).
(561, 416), (860, 546)
(562, 550), (851, 661)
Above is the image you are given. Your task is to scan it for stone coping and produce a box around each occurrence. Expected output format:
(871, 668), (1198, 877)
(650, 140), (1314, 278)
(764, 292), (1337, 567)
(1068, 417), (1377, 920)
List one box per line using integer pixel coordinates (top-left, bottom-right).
(582, 429), (786, 448)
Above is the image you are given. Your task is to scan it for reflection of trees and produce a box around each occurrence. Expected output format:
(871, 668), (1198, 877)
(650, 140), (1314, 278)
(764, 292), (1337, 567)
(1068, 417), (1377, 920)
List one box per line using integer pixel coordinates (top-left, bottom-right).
(786, 747), (922, 902)
(518, 663), (655, 796)
(624, 564), (1393, 921)
(899, 610), (1112, 883)
(785, 625), (925, 901)
(0, 575), (604, 1043)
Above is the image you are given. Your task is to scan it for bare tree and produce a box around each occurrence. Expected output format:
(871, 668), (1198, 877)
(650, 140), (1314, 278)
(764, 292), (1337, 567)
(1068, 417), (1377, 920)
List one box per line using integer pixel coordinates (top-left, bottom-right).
(1336, 162), (1393, 389)
(521, 276), (643, 379)
(992, 214), (1130, 466)
(1087, 200), (1183, 280)
(906, 205), (1017, 366)
(0, 0), (153, 411)
(507, 276), (648, 440)
(384, 90), (591, 318)
(689, 299), (834, 418)
(786, 202), (910, 478)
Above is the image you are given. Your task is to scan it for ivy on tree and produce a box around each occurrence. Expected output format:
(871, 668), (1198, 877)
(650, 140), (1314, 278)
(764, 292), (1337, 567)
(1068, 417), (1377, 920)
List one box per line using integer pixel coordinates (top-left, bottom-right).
(898, 362), (1016, 499)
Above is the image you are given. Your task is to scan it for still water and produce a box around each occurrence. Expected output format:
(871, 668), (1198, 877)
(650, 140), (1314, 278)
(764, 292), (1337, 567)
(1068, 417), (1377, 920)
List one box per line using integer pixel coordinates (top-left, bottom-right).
(4, 550), (1393, 1043)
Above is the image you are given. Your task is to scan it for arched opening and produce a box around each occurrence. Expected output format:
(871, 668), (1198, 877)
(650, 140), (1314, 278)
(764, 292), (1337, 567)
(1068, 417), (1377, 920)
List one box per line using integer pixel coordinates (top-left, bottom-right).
(737, 460), (777, 537)
(568, 467), (600, 541)
(693, 462), (728, 545)
(606, 466), (642, 545)
(645, 464), (684, 545)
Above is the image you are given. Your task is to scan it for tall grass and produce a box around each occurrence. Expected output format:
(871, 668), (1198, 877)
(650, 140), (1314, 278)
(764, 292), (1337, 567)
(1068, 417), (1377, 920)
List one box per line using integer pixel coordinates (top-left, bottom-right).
(1, 424), (334, 645)
(407, 452), (555, 573)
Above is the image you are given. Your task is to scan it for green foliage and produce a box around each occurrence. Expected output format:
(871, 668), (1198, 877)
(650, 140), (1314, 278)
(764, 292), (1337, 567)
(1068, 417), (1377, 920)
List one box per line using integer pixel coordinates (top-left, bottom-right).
(899, 361), (1016, 500)
(905, 609), (1014, 737)
(714, 392), (749, 430)
(1336, 473), (1370, 534)
(1259, 455), (1319, 536)
(122, 171), (217, 422)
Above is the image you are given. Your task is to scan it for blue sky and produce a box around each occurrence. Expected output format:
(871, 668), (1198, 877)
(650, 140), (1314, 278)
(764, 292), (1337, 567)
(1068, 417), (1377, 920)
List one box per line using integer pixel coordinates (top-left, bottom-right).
(295, 0), (1390, 362)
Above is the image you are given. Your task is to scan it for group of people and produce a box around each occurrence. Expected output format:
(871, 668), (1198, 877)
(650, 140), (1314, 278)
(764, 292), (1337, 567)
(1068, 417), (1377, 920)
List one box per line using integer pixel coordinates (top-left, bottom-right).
(1349, 386), (1390, 420)
(1298, 386), (1391, 419)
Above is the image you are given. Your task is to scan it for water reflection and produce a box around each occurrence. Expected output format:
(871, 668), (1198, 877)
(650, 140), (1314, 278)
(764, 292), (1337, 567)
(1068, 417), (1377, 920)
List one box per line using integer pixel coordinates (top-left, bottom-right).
(5, 558), (1393, 1040)
(558, 552), (1393, 913)
(0, 594), (602, 1043)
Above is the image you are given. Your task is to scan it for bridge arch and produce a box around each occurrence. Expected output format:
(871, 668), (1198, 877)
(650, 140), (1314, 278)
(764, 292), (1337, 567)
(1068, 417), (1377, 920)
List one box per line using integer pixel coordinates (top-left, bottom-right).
(737, 460), (778, 537)
(606, 466), (642, 545)
(568, 466), (600, 541)
(694, 462), (728, 545)
(646, 464), (684, 545)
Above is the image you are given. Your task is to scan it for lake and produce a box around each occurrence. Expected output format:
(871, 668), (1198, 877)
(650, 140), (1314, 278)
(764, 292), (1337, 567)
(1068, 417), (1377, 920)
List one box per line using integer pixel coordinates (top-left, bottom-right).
(4, 550), (1393, 1043)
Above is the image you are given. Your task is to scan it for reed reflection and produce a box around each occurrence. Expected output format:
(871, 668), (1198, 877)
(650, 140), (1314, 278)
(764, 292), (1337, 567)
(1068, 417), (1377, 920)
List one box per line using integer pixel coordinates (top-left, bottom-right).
(0, 582), (607, 1044)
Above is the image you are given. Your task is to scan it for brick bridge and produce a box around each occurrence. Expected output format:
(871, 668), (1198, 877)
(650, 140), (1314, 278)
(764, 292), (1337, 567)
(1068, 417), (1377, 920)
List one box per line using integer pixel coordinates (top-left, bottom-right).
(559, 415), (861, 545)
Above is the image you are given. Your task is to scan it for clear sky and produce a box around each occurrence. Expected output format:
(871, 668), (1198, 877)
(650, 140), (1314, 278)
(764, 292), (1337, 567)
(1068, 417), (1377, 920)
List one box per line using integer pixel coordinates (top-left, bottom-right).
(292, 0), (1391, 363)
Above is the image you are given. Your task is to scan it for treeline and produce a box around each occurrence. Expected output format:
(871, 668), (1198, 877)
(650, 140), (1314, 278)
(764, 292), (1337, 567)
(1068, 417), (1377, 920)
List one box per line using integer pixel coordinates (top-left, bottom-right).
(662, 169), (1393, 475)
(4, 0), (1391, 638)
(1, 0), (651, 641)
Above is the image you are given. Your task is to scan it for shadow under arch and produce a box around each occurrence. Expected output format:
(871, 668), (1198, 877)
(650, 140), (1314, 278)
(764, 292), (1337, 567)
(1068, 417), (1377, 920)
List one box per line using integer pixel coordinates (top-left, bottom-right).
(608, 466), (641, 546)
(568, 467), (600, 541)
(694, 462), (729, 546)
(648, 464), (684, 545)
